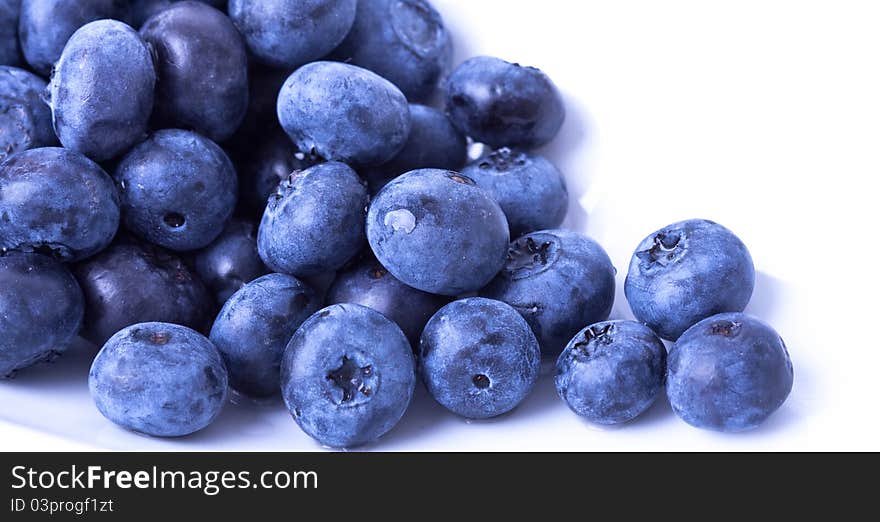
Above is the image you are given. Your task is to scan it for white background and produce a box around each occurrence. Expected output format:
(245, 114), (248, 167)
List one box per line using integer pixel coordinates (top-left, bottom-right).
(2, 0), (878, 451)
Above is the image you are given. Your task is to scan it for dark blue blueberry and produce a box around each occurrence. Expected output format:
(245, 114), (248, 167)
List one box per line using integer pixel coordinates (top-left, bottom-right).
(48, 20), (155, 161)
(420, 298), (540, 419)
(0, 0), (21, 66)
(362, 104), (466, 194)
(210, 273), (318, 398)
(481, 230), (616, 357)
(333, 0), (451, 102)
(257, 161), (367, 277)
(194, 219), (266, 305)
(229, 0), (356, 69)
(300, 269), (337, 303)
(446, 56), (565, 150)
(327, 254), (447, 346)
(0, 65), (56, 161)
(367, 169), (509, 296)
(462, 148), (568, 238)
(281, 304), (416, 448)
(73, 240), (214, 346)
(0, 147), (119, 261)
(128, 0), (228, 28)
(667, 313), (794, 432)
(225, 65), (305, 214)
(225, 64), (289, 156)
(236, 130), (319, 218)
(140, 2), (248, 143)
(114, 129), (238, 252)
(625, 219), (755, 341)
(277, 61), (411, 166)
(0, 252), (83, 377)
(555, 320), (666, 425)
(89, 322), (229, 437)
(19, 0), (128, 76)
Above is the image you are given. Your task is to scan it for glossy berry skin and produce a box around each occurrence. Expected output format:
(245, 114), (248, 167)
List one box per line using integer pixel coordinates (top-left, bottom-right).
(281, 304), (416, 448)
(462, 148), (568, 238)
(0, 252), (83, 378)
(367, 169), (509, 296)
(236, 130), (319, 217)
(140, 2), (248, 143)
(555, 321), (666, 425)
(229, 0), (356, 69)
(48, 20), (155, 162)
(334, 0), (452, 102)
(625, 219), (755, 341)
(420, 298), (541, 419)
(446, 56), (565, 150)
(258, 161), (367, 277)
(0, 147), (120, 262)
(667, 313), (794, 432)
(362, 104), (467, 194)
(128, 0), (228, 27)
(114, 129), (238, 252)
(327, 254), (447, 346)
(89, 322), (228, 437)
(277, 61), (411, 166)
(210, 274), (318, 398)
(0, 66), (56, 161)
(194, 220), (266, 305)
(481, 230), (616, 357)
(73, 241), (214, 346)
(19, 0), (128, 76)
(0, 1), (21, 66)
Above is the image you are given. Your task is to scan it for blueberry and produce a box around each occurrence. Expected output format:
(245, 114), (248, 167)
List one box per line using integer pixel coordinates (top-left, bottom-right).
(367, 169), (509, 296)
(48, 20), (156, 161)
(229, 0), (357, 69)
(128, 0), (228, 28)
(0, 0), (21, 66)
(625, 219), (755, 341)
(667, 313), (793, 432)
(446, 56), (565, 150)
(300, 270), (337, 303)
(257, 161), (367, 277)
(462, 148), (568, 238)
(0, 65), (56, 161)
(89, 322), (228, 437)
(114, 129), (238, 252)
(0, 252), (83, 377)
(0, 147), (119, 261)
(420, 298), (540, 419)
(481, 230), (616, 357)
(19, 0), (128, 76)
(277, 61), (411, 166)
(327, 254), (447, 346)
(333, 0), (452, 102)
(194, 219), (266, 305)
(227, 64), (288, 145)
(236, 130), (319, 218)
(555, 320), (666, 425)
(73, 241), (214, 346)
(210, 274), (318, 398)
(362, 104), (467, 194)
(281, 304), (415, 448)
(140, 2), (248, 143)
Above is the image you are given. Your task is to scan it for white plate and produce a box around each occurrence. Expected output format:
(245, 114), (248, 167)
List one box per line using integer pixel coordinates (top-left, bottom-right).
(1, 0), (877, 451)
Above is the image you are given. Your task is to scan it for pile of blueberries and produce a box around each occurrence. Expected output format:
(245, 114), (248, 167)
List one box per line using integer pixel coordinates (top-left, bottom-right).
(0, 0), (793, 448)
